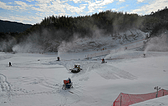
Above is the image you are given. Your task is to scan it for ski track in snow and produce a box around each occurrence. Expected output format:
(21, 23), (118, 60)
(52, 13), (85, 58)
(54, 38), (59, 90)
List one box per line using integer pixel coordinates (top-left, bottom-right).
(0, 75), (81, 106)
(93, 63), (137, 80)
(0, 54), (13, 61)
(0, 55), (82, 105)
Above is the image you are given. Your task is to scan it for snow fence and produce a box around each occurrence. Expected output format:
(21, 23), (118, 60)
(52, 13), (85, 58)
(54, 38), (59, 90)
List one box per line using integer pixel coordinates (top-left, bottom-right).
(113, 89), (168, 106)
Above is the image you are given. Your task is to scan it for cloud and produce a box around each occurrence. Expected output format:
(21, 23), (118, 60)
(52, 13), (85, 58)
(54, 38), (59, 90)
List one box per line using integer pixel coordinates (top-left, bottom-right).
(70, 0), (81, 3)
(35, 0), (53, 4)
(3, 0), (167, 25)
(0, 15), (41, 24)
(14, 1), (32, 10)
(101, 0), (114, 5)
(131, 0), (168, 15)
(119, 0), (125, 2)
(31, 0), (86, 15)
(111, 8), (118, 11)
(0, 1), (14, 10)
(137, 0), (144, 2)
(26, 0), (34, 2)
(87, 0), (114, 13)
(0, 1), (32, 11)
(0, 0), (87, 24)
(98, 9), (103, 12)
(65, 3), (86, 14)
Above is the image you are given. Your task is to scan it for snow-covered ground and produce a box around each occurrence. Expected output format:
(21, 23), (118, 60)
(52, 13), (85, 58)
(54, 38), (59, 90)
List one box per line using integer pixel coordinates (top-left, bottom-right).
(0, 48), (168, 106)
(1, 31), (168, 106)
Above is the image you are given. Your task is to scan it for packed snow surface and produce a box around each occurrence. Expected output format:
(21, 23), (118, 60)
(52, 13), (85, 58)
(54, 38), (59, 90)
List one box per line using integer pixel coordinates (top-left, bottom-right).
(130, 95), (168, 106)
(0, 49), (168, 106)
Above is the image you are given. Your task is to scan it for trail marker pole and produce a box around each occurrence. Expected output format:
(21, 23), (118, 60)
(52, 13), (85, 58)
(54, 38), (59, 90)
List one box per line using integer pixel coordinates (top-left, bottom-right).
(154, 86), (161, 98)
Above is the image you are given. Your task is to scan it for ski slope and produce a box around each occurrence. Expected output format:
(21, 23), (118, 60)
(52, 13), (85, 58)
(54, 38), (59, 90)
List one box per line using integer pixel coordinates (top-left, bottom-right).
(0, 48), (168, 106)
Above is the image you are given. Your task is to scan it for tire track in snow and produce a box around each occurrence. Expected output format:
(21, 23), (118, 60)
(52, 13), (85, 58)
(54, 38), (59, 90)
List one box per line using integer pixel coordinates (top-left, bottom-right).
(67, 60), (136, 80)
(6, 76), (81, 106)
(0, 74), (12, 102)
(95, 64), (137, 80)
(68, 61), (136, 80)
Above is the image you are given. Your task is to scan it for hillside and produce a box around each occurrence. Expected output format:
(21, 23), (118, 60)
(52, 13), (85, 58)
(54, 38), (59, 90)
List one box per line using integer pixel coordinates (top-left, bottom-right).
(0, 8), (168, 53)
(0, 20), (32, 33)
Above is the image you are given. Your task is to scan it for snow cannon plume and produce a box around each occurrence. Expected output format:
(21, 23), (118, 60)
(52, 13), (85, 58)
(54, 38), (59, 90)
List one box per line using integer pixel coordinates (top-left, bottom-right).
(144, 33), (168, 54)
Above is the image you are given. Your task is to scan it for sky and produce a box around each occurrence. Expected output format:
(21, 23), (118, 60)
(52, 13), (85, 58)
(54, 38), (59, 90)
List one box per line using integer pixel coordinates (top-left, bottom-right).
(0, 0), (168, 25)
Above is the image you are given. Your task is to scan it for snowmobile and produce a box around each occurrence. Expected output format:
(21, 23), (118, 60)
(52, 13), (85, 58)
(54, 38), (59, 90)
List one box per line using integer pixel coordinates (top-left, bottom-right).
(69, 65), (82, 73)
(62, 78), (73, 90)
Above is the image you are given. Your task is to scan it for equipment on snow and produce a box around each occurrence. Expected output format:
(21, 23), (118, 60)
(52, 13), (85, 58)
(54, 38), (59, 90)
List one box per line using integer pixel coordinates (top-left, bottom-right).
(62, 78), (73, 90)
(125, 47), (127, 50)
(57, 57), (60, 61)
(143, 54), (146, 58)
(101, 58), (107, 63)
(69, 65), (82, 73)
(9, 62), (12, 67)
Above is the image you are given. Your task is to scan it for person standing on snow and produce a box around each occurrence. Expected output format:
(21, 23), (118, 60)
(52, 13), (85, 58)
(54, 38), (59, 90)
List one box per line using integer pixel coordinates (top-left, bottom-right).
(68, 78), (71, 83)
(102, 58), (105, 63)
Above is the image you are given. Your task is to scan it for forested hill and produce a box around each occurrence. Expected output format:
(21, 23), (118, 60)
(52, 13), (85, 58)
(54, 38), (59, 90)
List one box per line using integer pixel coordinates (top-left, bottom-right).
(1, 7), (168, 52)
(25, 8), (168, 39)
(0, 20), (32, 33)
(149, 7), (168, 22)
(148, 7), (168, 36)
(26, 10), (144, 40)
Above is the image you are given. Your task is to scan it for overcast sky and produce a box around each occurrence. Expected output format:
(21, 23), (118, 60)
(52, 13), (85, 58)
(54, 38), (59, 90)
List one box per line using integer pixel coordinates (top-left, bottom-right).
(0, 0), (167, 25)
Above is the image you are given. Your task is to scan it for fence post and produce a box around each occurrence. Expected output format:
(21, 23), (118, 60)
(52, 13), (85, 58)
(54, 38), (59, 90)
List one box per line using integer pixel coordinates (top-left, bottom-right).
(120, 94), (122, 106)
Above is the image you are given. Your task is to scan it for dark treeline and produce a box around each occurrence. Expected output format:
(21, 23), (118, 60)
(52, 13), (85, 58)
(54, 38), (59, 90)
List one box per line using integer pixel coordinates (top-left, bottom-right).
(0, 7), (168, 52)
(149, 7), (168, 37)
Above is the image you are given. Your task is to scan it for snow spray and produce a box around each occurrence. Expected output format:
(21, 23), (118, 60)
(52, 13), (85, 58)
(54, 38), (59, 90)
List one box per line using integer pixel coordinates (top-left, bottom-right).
(144, 33), (168, 54)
